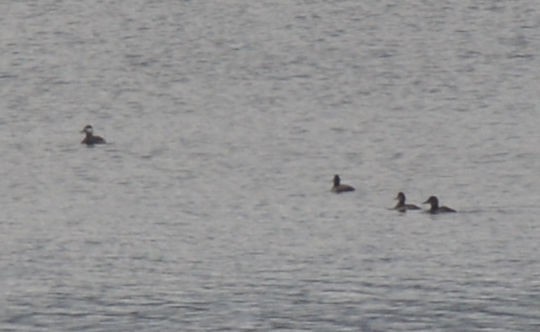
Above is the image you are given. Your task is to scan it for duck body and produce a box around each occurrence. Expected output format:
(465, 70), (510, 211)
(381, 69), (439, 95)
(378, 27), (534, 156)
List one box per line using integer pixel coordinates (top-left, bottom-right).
(331, 174), (355, 193)
(81, 125), (106, 145)
(394, 192), (420, 210)
(423, 196), (456, 214)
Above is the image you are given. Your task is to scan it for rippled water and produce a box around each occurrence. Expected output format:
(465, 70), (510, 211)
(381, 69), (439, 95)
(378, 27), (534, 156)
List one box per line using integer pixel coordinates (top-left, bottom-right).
(1, 1), (539, 331)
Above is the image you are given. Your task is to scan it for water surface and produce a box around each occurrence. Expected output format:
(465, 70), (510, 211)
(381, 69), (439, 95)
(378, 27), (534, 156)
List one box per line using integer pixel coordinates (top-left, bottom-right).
(1, 1), (539, 331)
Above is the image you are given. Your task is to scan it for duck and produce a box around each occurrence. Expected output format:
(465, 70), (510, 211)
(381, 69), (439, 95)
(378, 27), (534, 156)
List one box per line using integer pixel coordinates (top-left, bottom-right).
(81, 125), (106, 145)
(422, 196), (456, 213)
(331, 174), (355, 193)
(394, 192), (420, 210)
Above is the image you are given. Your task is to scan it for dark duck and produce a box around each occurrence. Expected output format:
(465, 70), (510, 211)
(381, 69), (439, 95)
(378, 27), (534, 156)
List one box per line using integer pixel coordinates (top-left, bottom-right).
(331, 174), (355, 193)
(81, 125), (106, 145)
(423, 196), (456, 214)
(394, 192), (420, 211)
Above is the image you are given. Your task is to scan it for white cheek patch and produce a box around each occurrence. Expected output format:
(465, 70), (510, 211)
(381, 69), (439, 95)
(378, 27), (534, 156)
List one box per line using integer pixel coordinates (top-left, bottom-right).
(85, 127), (93, 134)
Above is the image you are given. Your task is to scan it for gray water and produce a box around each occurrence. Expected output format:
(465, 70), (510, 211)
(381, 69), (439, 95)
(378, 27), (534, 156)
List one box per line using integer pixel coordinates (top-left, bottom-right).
(1, 1), (539, 331)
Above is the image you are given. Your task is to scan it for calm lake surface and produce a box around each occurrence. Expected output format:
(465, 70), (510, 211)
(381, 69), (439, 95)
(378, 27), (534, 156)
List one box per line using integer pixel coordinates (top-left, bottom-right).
(1, 1), (539, 331)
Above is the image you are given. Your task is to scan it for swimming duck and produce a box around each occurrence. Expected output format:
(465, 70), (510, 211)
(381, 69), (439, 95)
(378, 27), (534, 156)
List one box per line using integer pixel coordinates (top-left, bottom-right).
(394, 192), (420, 210)
(81, 125), (106, 145)
(423, 196), (456, 213)
(331, 174), (355, 193)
